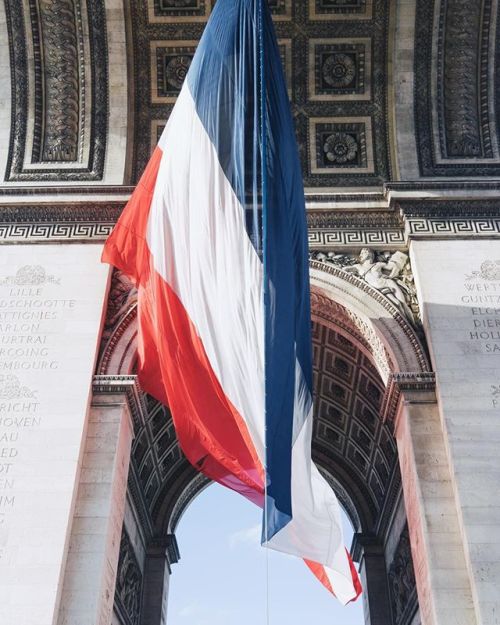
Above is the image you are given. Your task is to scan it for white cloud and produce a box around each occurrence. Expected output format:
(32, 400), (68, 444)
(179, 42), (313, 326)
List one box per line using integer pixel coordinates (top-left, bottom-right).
(228, 523), (261, 549)
(179, 603), (199, 617)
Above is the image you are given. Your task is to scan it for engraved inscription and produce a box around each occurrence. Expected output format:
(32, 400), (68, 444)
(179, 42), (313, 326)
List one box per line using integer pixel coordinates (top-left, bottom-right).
(0, 266), (77, 552)
(461, 262), (500, 355)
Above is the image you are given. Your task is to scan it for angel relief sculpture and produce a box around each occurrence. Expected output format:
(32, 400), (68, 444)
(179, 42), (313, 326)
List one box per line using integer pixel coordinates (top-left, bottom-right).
(313, 248), (417, 324)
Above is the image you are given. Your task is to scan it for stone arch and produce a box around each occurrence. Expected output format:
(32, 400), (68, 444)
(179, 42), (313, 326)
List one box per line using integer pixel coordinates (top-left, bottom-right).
(100, 264), (429, 625)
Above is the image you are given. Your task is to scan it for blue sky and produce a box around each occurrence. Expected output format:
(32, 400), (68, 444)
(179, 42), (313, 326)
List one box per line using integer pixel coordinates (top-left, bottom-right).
(168, 483), (364, 625)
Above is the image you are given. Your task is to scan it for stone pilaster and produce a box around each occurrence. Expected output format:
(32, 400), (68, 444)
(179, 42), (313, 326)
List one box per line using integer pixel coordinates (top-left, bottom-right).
(354, 535), (393, 625)
(410, 239), (500, 625)
(56, 377), (138, 625)
(140, 535), (179, 625)
(393, 376), (476, 625)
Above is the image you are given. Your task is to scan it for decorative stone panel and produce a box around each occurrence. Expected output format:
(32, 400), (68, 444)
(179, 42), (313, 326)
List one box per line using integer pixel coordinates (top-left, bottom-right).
(115, 529), (143, 625)
(309, 38), (371, 101)
(4, 0), (108, 181)
(309, 117), (374, 174)
(311, 320), (398, 518)
(308, 0), (373, 20)
(129, 0), (391, 187)
(415, 0), (500, 176)
(148, 0), (211, 23)
(388, 525), (418, 625)
(268, 0), (293, 20)
(150, 120), (167, 153)
(278, 39), (293, 97)
(151, 40), (196, 103)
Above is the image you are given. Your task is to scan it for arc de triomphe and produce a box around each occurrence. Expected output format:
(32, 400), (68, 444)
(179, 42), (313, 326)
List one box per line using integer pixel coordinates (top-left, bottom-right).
(0, 2), (499, 625)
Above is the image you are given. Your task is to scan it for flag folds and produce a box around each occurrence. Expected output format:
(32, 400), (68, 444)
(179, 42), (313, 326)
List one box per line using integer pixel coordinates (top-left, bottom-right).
(103, 0), (361, 604)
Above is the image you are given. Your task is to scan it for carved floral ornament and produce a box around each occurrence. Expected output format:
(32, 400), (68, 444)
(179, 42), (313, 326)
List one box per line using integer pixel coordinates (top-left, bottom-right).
(166, 55), (192, 90)
(0, 375), (37, 400)
(0, 265), (60, 286)
(466, 259), (500, 281)
(323, 132), (358, 164)
(322, 53), (356, 88)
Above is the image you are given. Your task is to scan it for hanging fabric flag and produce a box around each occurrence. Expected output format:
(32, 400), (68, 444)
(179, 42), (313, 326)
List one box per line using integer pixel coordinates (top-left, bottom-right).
(102, 0), (361, 604)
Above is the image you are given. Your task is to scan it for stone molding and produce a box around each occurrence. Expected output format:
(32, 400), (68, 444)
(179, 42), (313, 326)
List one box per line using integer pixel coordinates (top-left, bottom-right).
(405, 216), (500, 240)
(308, 210), (405, 249)
(0, 202), (122, 243)
(168, 471), (209, 533)
(2, 198), (500, 244)
(381, 372), (437, 424)
(400, 201), (500, 240)
(92, 374), (148, 433)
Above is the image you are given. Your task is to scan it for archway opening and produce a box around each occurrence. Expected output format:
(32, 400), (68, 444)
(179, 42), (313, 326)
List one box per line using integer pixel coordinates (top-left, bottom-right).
(102, 266), (427, 625)
(167, 482), (364, 625)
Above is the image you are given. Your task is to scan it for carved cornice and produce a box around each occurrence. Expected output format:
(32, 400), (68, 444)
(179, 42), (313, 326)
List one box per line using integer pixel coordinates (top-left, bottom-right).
(165, 533), (180, 567)
(308, 210), (405, 249)
(381, 372), (437, 423)
(398, 200), (500, 217)
(399, 201), (500, 239)
(92, 374), (148, 432)
(0, 203), (123, 243)
(2, 198), (500, 244)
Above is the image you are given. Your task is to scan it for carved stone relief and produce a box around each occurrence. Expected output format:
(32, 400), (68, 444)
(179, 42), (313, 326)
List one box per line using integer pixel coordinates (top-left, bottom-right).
(415, 0), (500, 176)
(99, 270), (138, 361)
(388, 525), (418, 625)
(115, 529), (143, 625)
(33, 0), (83, 163)
(4, 0), (108, 181)
(310, 249), (421, 326)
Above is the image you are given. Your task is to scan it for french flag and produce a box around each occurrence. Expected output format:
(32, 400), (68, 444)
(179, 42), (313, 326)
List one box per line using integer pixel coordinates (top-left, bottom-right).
(103, 0), (361, 604)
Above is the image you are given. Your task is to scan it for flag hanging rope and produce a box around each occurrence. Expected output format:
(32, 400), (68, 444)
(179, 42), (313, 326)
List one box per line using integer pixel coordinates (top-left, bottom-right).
(102, 0), (362, 607)
(258, 3), (271, 622)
